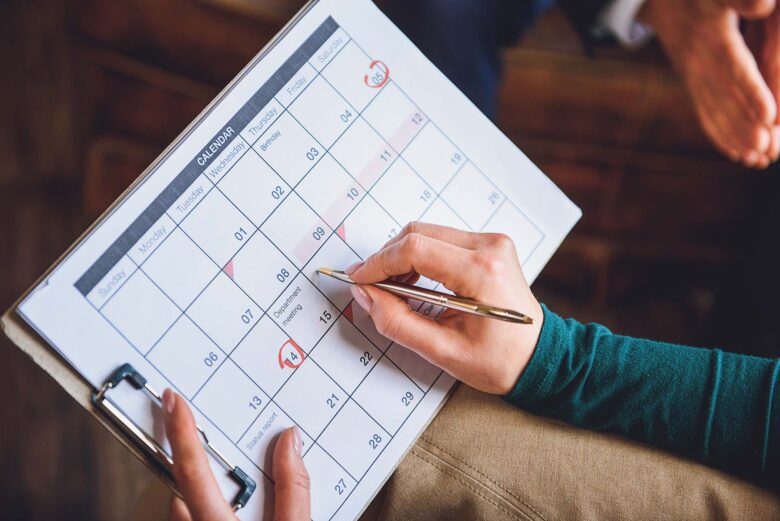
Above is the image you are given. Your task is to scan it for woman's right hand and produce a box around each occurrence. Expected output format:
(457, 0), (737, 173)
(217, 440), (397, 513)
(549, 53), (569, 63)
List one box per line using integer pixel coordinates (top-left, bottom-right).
(347, 222), (544, 395)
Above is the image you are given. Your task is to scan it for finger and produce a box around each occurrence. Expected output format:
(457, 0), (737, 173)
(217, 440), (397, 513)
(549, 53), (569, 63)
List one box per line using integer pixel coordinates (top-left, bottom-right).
(698, 108), (742, 161)
(760, 9), (780, 128)
(272, 427), (311, 521)
(771, 127), (780, 161)
(724, 22), (777, 126)
(349, 233), (482, 296)
(352, 284), (467, 368)
(163, 390), (234, 521)
(169, 496), (193, 521)
(725, 0), (776, 19)
(702, 82), (771, 158)
(380, 222), (492, 251)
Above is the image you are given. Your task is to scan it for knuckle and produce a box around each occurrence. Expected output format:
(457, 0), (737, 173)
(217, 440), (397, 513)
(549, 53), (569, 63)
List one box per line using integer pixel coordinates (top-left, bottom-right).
(477, 253), (506, 277)
(400, 233), (425, 255)
(290, 469), (311, 492)
(475, 251), (504, 276)
(401, 221), (422, 236)
(488, 233), (515, 251)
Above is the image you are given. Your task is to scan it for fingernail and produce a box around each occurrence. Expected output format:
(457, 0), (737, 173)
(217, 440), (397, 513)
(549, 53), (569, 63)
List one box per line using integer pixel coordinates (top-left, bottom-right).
(162, 388), (176, 416)
(345, 261), (363, 274)
(351, 284), (373, 312)
(291, 426), (302, 457)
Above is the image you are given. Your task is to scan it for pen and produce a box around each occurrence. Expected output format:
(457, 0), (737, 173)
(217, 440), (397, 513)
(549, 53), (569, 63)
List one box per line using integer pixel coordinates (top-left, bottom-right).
(316, 267), (533, 324)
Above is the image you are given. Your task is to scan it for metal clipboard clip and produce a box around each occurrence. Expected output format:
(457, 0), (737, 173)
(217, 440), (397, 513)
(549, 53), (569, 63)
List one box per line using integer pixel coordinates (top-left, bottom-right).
(91, 363), (256, 511)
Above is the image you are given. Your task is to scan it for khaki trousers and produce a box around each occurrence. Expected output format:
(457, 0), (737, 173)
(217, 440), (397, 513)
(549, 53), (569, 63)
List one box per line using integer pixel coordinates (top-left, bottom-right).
(135, 384), (780, 520)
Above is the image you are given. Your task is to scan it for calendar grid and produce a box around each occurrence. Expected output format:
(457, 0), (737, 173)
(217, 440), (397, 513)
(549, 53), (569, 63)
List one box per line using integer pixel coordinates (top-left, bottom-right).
(67, 15), (557, 519)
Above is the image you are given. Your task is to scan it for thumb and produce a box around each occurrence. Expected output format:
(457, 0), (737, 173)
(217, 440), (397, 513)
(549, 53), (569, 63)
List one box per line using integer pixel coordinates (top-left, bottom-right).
(272, 427), (310, 521)
(351, 284), (467, 370)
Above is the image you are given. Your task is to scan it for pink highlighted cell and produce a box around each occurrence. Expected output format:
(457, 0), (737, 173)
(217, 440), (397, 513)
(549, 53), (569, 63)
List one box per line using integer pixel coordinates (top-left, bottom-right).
(387, 111), (427, 152)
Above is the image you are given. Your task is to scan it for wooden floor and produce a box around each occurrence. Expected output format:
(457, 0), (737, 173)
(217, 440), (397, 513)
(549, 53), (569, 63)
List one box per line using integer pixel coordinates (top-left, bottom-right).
(1, 1), (779, 520)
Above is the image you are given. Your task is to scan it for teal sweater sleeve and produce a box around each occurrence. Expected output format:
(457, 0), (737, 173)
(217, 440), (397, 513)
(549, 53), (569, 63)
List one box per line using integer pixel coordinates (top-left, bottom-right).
(504, 305), (780, 486)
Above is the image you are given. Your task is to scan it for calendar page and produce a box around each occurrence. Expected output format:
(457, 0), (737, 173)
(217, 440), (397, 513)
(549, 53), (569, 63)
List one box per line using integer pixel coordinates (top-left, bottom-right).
(17, 1), (580, 519)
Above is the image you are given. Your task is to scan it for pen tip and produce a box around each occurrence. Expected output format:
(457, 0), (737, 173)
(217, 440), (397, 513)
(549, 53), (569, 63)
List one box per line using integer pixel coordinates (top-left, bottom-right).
(317, 267), (333, 276)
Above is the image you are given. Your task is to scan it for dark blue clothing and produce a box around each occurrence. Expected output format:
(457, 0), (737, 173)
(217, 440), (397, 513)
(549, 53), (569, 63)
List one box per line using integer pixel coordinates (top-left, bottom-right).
(385, 0), (553, 118)
(384, 0), (607, 118)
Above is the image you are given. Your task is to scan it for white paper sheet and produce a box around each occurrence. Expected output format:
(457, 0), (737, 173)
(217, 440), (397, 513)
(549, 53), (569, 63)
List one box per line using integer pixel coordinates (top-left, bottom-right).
(17, 1), (581, 519)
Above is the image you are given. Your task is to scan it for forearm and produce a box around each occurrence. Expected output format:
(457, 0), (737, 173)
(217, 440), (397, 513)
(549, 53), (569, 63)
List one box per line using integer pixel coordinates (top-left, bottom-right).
(504, 306), (780, 485)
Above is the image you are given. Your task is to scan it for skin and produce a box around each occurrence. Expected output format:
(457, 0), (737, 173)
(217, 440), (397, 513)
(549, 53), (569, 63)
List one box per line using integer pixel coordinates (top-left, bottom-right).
(641, 0), (780, 168)
(162, 389), (311, 521)
(347, 222), (544, 395)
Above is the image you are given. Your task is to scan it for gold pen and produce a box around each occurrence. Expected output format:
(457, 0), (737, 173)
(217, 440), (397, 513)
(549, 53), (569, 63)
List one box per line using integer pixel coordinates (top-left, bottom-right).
(317, 267), (533, 324)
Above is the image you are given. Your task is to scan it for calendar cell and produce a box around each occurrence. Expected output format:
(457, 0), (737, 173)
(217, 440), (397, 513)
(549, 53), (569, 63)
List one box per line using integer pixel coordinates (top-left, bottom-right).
(318, 399), (386, 479)
(276, 62), (318, 108)
(231, 315), (297, 397)
(274, 358), (347, 438)
(309, 27), (350, 71)
(402, 123), (464, 192)
(419, 198), (470, 230)
(370, 159), (434, 226)
(310, 316), (381, 393)
(303, 444), (357, 521)
(180, 188), (255, 268)
(217, 150), (291, 227)
(363, 82), (427, 152)
(102, 271), (179, 354)
(227, 231), (295, 311)
(168, 174), (213, 224)
(128, 213), (175, 266)
(341, 196), (399, 260)
(386, 343), (442, 392)
(87, 254), (137, 309)
(147, 315), (222, 399)
(296, 154), (361, 229)
(268, 274), (337, 353)
(193, 359), (268, 442)
(344, 300), (392, 352)
(330, 117), (394, 190)
(321, 40), (380, 111)
(238, 402), (314, 473)
(482, 200), (545, 262)
(353, 357), (422, 433)
(304, 234), (360, 311)
(254, 112), (324, 187)
(142, 228), (218, 309)
(202, 136), (249, 184)
(239, 98), (282, 146)
(261, 192), (331, 268)
(289, 76), (356, 148)
(441, 162), (504, 230)
(187, 272), (261, 352)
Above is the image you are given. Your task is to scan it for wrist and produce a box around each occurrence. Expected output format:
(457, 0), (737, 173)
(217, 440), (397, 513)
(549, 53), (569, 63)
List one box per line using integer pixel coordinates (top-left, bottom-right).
(502, 304), (563, 404)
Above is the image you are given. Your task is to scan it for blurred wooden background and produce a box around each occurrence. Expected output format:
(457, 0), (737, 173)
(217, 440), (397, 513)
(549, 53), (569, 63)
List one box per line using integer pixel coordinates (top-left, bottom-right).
(2, 0), (779, 519)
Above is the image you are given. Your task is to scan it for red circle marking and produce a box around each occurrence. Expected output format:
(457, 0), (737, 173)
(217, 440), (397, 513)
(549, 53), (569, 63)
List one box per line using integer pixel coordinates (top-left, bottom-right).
(364, 60), (389, 88)
(278, 339), (305, 369)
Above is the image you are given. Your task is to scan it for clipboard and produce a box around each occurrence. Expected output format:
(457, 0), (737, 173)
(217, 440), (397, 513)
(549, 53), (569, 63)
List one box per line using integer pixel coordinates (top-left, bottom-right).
(0, 0), (323, 509)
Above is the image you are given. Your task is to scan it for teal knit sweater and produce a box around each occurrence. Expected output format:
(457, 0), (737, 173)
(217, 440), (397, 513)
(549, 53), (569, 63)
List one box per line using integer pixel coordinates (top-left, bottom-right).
(504, 305), (779, 487)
